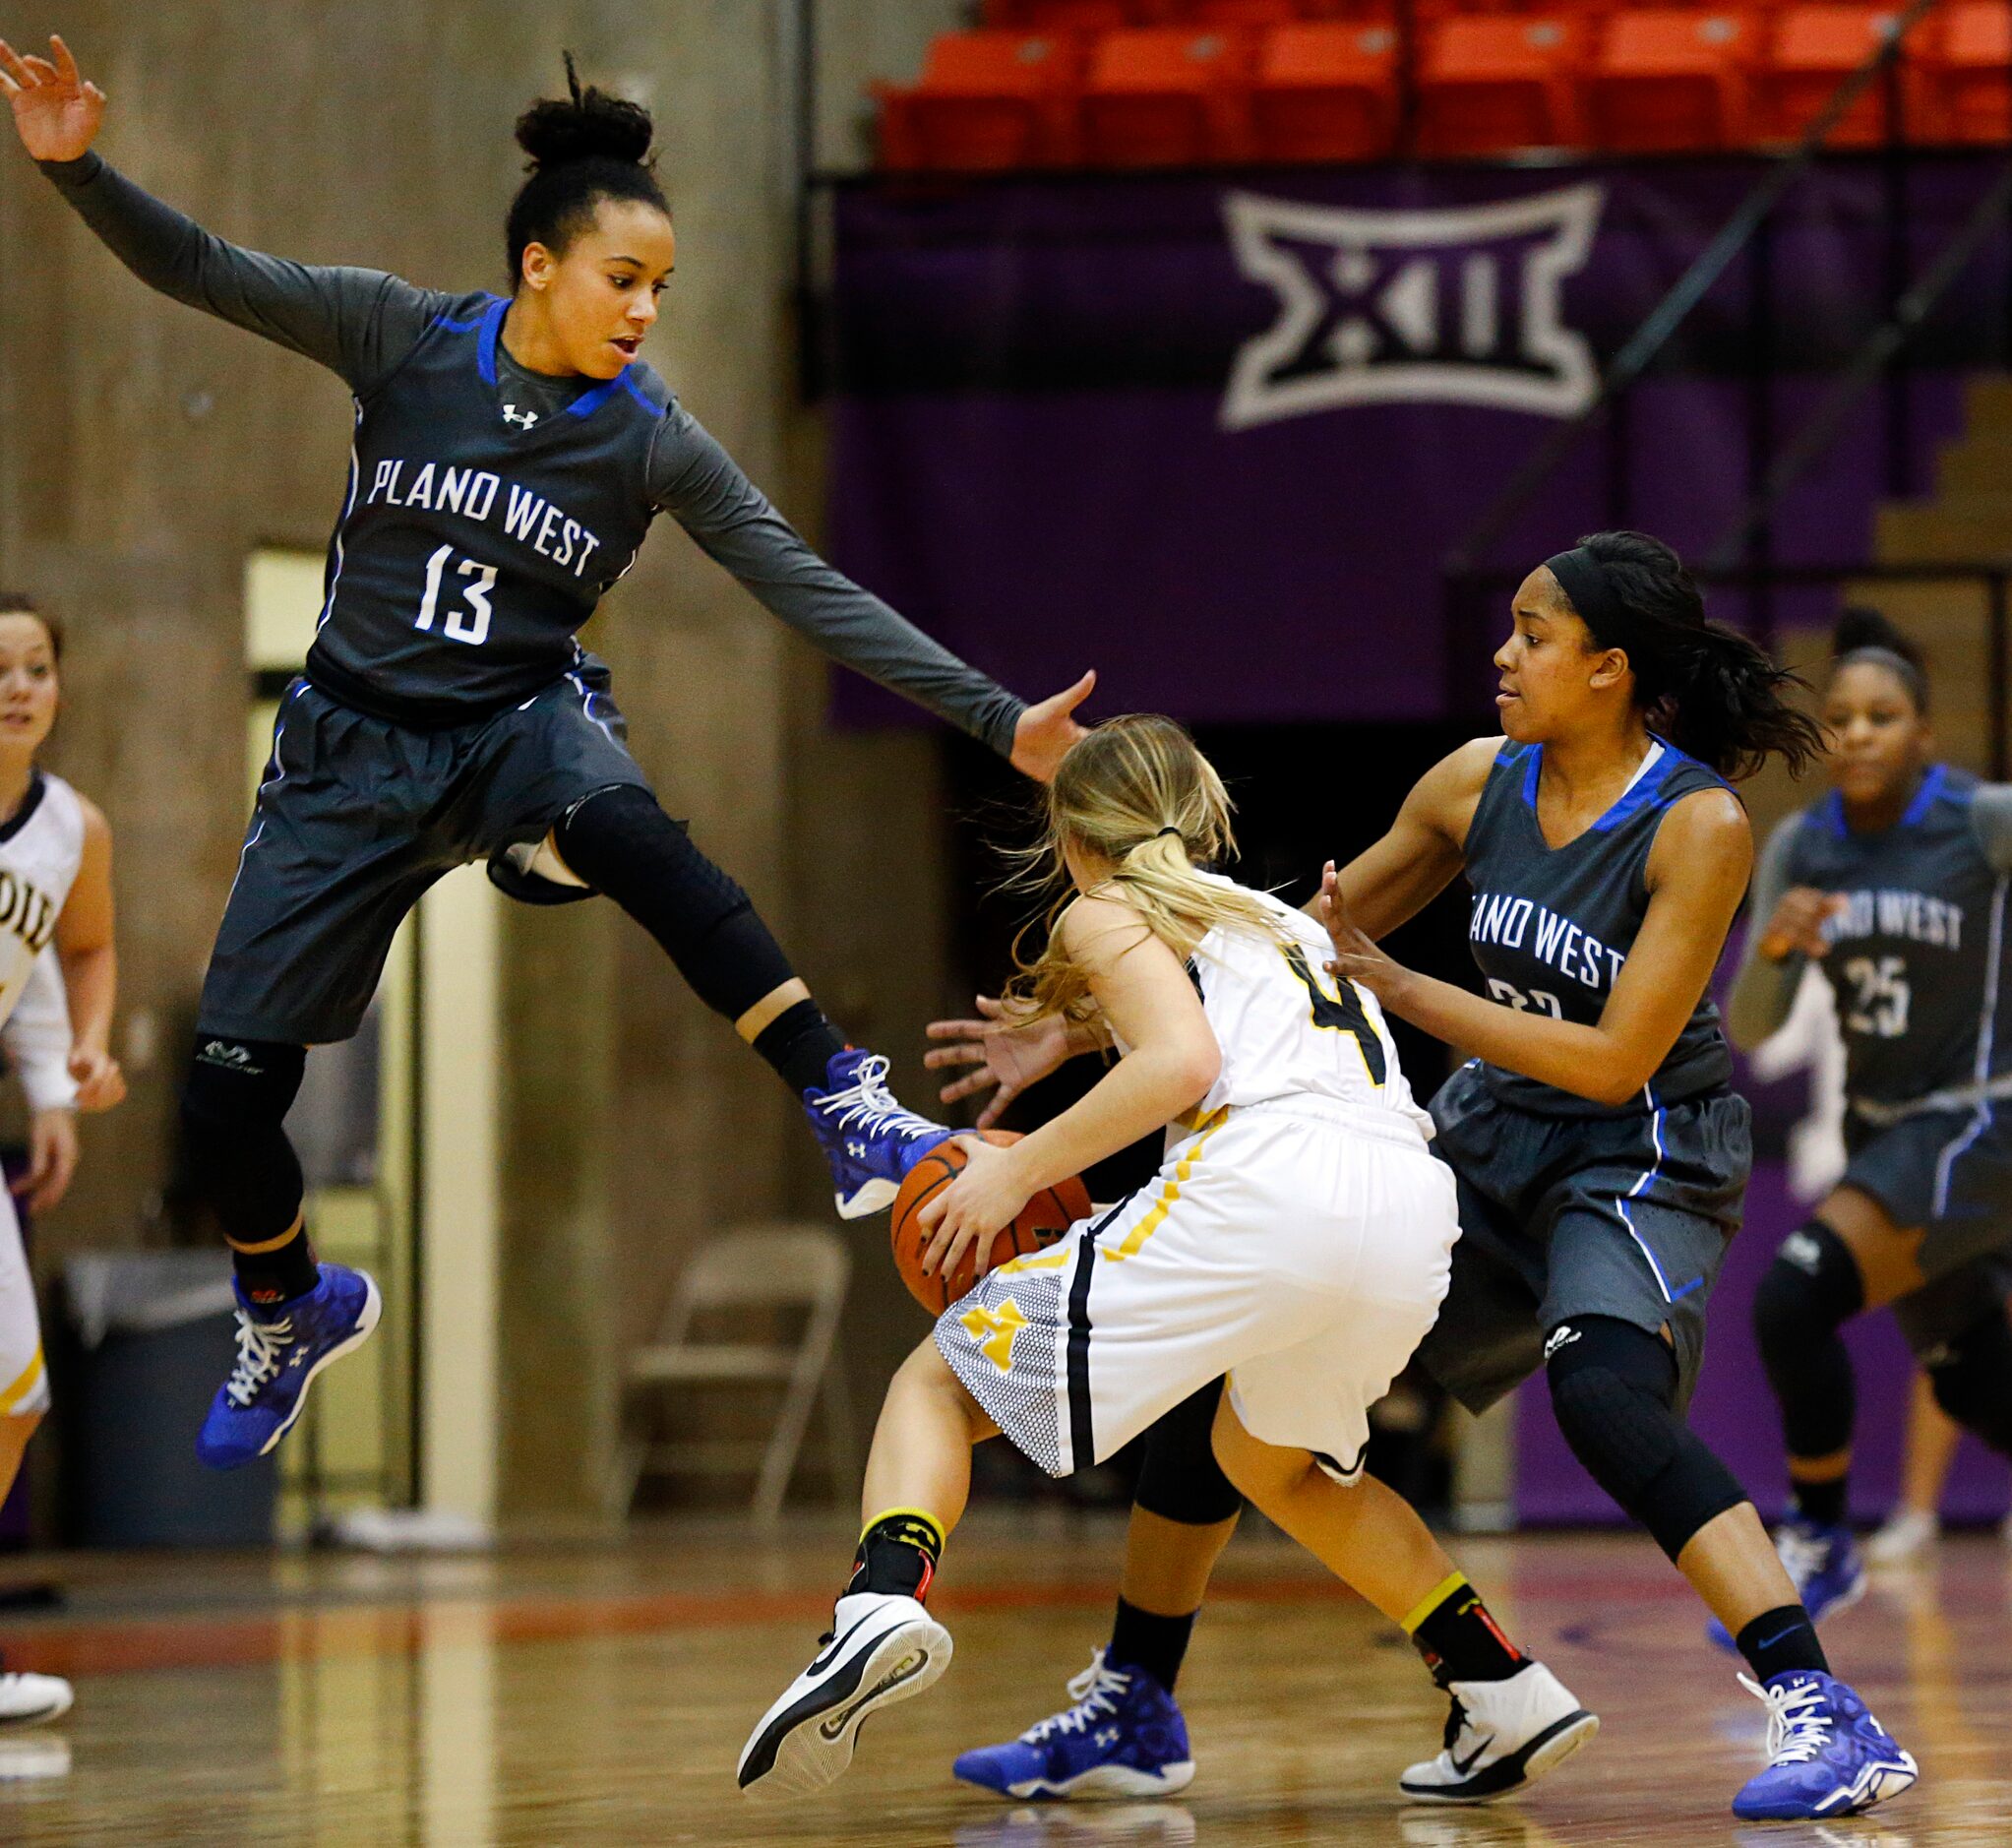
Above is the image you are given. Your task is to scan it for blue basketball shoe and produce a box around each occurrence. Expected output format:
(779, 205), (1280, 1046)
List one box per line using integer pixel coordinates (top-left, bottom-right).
(1707, 1517), (1865, 1651)
(804, 1050), (953, 1219)
(1732, 1670), (1917, 1819)
(196, 1263), (382, 1470)
(953, 1650), (1195, 1802)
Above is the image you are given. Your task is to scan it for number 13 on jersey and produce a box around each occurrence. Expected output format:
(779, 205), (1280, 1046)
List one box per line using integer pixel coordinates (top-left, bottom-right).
(416, 545), (497, 646)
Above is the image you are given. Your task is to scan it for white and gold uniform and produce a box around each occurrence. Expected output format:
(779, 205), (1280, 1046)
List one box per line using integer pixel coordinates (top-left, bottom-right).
(937, 879), (1459, 1483)
(0, 774), (90, 1420)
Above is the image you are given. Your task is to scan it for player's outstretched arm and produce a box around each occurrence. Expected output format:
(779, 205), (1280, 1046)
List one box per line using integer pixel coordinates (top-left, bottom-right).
(2, 34), (437, 391)
(1302, 735), (1494, 941)
(650, 400), (1092, 779)
(1324, 788), (1753, 1107)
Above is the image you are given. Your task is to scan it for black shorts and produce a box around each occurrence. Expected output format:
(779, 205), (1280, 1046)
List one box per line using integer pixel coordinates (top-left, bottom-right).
(198, 660), (648, 1045)
(1415, 1062), (1751, 1417)
(1841, 1103), (2012, 1356)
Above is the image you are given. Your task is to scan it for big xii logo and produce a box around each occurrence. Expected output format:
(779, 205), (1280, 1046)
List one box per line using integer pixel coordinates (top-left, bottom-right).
(1220, 183), (1605, 430)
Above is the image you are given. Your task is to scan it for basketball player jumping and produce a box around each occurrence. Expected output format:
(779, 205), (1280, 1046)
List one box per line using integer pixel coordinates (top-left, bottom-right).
(0, 36), (1088, 1468)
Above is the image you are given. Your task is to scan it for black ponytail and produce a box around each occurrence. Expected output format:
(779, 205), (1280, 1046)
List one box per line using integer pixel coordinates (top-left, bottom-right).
(1563, 530), (1825, 781)
(1830, 604), (1928, 713)
(505, 54), (670, 286)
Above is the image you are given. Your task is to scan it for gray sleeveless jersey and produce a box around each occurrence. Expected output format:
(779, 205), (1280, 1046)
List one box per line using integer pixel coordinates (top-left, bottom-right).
(1462, 738), (1737, 1118)
(1738, 767), (2012, 1109)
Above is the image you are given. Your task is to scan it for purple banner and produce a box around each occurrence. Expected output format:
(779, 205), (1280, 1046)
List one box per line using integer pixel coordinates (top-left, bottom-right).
(827, 154), (2008, 729)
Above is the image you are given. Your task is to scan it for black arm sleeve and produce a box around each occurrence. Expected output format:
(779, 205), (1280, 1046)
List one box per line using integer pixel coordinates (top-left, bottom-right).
(38, 153), (447, 395)
(646, 399), (1027, 759)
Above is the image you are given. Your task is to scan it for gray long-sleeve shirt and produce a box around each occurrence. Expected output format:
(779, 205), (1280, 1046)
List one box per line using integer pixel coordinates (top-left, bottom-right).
(41, 153), (1026, 751)
(1728, 770), (2012, 1105)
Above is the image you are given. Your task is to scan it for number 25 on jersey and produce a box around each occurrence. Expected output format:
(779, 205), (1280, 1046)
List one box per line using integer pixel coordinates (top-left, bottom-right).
(416, 545), (496, 646)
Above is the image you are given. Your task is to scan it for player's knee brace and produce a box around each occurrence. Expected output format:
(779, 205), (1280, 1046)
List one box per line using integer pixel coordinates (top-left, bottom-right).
(554, 784), (795, 1019)
(1926, 1308), (2012, 1455)
(1752, 1219), (1863, 1460)
(1546, 1316), (1747, 1563)
(178, 1038), (308, 1246)
(1135, 1377), (1244, 1526)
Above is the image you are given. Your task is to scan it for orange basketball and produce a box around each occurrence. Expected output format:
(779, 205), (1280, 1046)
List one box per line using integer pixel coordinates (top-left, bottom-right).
(890, 1131), (1092, 1315)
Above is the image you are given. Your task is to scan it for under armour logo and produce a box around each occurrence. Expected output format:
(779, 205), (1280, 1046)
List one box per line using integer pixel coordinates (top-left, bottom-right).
(1544, 1324), (1580, 1360)
(847, 1140), (868, 1161)
(1781, 1231), (1824, 1273)
(502, 404), (539, 429)
(1221, 183), (1604, 429)
(1095, 1727), (1121, 1748)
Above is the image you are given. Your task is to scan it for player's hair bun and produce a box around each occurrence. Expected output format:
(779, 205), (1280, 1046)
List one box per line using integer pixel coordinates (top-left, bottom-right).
(515, 52), (654, 170)
(1832, 604), (1923, 669)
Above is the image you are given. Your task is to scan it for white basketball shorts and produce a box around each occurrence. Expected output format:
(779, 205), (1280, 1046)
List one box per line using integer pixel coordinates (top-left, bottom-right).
(935, 1096), (1457, 1483)
(0, 1185), (46, 1418)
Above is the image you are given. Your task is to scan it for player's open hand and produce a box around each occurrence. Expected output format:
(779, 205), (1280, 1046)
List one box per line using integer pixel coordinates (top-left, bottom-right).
(1319, 860), (1410, 1006)
(916, 1136), (1032, 1284)
(68, 1042), (124, 1112)
(0, 36), (106, 164)
(924, 996), (1074, 1128)
(15, 1107), (77, 1216)
(1759, 886), (1846, 962)
(1010, 670), (1096, 784)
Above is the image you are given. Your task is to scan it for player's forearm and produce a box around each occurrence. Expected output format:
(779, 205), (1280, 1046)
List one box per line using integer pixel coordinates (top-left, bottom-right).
(1006, 1040), (1219, 1195)
(1725, 939), (1801, 1053)
(1376, 968), (1662, 1107)
(57, 943), (114, 1056)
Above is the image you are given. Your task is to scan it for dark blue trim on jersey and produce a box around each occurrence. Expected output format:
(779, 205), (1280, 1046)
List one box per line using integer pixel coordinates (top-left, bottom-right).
(1522, 744), (1543, 807)
(433, 310), (487, 334)
(1819, 788), (1849, 838)
(476, 298), (508, 386)
(1902, 763), (1950, 829)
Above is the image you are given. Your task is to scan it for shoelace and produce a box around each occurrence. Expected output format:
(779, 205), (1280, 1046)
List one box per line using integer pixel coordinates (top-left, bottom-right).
(1024, 1651), (1132, 1743)
(1776, 1524), (1830, 1591)
(814, 1054), (942, 1143)
(224, 1310), (295, 1408)
(1440, 1694), (1471, 1754)
(1739, 1673), (1834, 1765)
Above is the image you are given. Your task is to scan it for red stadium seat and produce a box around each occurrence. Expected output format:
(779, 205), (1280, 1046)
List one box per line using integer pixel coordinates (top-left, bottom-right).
(1752, 5), (1912, 148)
(1250, 23), (1400, 161)
(1169, 0), (1306, 27)
(875, 32), (1084, 172)
(1587, 10), (1757, 153)
(1417, 15), (1588, 156)
(1916, 1), (2011, 144)
(1080, 29), (1255, 165)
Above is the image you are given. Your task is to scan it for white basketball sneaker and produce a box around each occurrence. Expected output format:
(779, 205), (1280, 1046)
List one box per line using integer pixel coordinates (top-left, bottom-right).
(0, 1671), (71, 1728)
(738, 1591), (952, 1801)
(1400, 1661), (1597, 1804)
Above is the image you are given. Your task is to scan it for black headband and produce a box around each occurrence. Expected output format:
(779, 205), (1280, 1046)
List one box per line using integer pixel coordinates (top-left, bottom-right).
(1545, 548), (1633, 651)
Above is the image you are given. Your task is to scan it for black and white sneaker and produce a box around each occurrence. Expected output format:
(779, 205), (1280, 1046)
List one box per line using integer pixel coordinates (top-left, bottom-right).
(0, 1670), (70, 1728)
(1400, 1661), (1597, 1804)
(738, 1591), (952, 1801)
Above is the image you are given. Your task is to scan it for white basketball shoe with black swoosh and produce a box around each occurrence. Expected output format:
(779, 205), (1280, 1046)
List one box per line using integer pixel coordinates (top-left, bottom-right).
(1400, 1661), (1598, 1804)
(738, 1592), (952, 1801)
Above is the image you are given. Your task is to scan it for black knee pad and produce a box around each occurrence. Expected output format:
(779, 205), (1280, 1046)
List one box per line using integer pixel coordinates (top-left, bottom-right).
(555, 785), (793, 1018)
(1547, 1316), (1747, 1562)
(1926, 1308), (2012, 1456)
(1752, 1220), (1862, 1459)
(179, 1037), (308, 1245)
(1136, 1377), (1244, 1526)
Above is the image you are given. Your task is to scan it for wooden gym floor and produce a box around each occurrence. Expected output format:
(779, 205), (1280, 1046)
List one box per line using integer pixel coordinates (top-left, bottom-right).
(0, 1516), (1999, 1845)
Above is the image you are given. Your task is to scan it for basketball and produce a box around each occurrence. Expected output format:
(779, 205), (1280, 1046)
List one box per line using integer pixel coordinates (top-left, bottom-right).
(890, 1131), (1092, 1315)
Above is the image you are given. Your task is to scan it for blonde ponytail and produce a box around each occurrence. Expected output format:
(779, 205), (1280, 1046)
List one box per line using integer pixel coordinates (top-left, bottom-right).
(1004, 714), (1286, 1022)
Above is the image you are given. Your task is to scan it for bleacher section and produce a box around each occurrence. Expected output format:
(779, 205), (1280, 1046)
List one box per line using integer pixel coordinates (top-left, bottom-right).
(873, 2), (2011, 169)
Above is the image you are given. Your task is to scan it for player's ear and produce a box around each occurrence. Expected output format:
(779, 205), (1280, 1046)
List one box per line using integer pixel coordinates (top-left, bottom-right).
(518, 240), (557, 293)
(1588, 646), (1630, 694)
